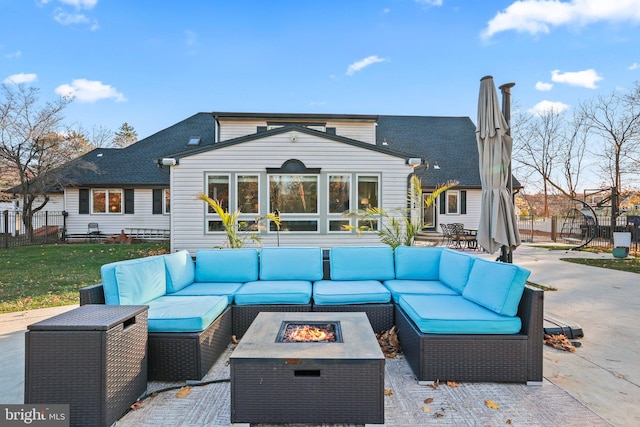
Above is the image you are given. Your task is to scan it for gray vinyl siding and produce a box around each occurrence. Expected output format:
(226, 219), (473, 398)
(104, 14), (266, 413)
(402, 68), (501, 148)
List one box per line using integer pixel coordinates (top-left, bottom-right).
(64, 188), (170, 236)
(217, 119), (376, 145)
(170, 131), (411, 254)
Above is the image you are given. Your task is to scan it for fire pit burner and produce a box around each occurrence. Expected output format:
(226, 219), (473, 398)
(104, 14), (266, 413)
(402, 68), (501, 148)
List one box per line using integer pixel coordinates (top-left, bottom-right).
(276, 321), (342, 343)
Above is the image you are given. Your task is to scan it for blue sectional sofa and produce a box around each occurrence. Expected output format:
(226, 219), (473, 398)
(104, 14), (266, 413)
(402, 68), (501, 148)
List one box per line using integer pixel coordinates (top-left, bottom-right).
(80, 245), (543, 384)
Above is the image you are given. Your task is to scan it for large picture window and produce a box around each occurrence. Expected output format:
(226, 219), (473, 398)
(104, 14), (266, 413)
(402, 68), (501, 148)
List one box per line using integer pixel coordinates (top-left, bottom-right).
(92, 189), (122, 214)
(269, 175), (318, 214)
(357, 175), (379, 229)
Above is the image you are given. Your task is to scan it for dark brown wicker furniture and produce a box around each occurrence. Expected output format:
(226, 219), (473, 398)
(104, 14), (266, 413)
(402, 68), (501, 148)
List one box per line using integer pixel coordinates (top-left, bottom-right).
(232, 303), (312, 339)
(25, 305), (148, 427)
(312, 302), (394, 333)
(230, 312), (384, 424)
(395, 286), (544, 384)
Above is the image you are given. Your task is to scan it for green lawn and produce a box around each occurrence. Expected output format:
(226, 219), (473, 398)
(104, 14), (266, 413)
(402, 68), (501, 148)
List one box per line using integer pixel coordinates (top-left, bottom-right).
(0, 242), (169, 313)
(561, 257), (640, 274)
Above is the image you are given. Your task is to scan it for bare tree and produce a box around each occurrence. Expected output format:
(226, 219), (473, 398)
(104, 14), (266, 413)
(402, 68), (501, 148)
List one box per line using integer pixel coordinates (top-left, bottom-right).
(73, 124), (114, 149)
(0, 84), (71, 238)
(578, 82), (640, 206)
(513, 108), (587, 216)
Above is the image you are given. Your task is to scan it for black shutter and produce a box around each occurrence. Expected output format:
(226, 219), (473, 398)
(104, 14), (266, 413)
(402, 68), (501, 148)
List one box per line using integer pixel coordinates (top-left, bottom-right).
(461, 190), (467, 214)
(152, 189), (163, 214)
(257, 126), (267, 133)
(439, 192), (446, 215)
(124, 189), (134, 214)
(79, 189), (89, 214)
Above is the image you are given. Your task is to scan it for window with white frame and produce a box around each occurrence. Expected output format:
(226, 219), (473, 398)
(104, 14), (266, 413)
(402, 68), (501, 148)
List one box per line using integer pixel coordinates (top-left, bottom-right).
(206, 175), (230, 231)
(237, 175), (259, 214)
(92, 189), (122, 214)
(164, 189), (171, 214)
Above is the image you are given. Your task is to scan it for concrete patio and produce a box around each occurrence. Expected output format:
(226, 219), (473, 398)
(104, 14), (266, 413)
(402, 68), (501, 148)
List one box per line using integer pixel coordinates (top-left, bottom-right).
(1, 244), (637, 426)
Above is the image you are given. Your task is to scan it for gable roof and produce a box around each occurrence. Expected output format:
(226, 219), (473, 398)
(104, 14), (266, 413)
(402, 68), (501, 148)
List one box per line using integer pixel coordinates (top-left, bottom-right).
(52, 111), (519, 189)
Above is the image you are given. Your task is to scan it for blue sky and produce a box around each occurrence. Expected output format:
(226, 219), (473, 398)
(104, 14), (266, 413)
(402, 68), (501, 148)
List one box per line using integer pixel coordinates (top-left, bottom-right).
(2, 0), (639, 142)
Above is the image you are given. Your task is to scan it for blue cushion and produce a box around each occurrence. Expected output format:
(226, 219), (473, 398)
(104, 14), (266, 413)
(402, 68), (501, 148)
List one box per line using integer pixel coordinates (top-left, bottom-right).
(394, 246), (443, 280)
(462, 258), (530, 316)
(146, 295), (228, 333)
(195, 249), (259, 282)
(259, 247), (323, 281)
(101, 255), (164, 305)
(114, 256), (167, 305)
(439, 249), (474, 293)
(313, 280), (391, 305)
(164, 250), (195, 293)
(383, 279), (458, 303)
(330, 246), (395, 280)
(233, 280), (312, 305)
(398, 294), (522, 334)
(167, 281), (243, 303)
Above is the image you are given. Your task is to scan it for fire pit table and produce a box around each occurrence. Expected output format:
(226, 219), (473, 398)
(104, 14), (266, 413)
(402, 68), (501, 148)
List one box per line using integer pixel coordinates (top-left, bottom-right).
(230, 312), (385, 425)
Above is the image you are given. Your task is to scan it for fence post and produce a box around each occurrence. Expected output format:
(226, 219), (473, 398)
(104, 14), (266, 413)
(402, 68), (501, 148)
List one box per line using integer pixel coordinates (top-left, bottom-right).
(551, 216), (557, 242)
(2, 210), (8, 249)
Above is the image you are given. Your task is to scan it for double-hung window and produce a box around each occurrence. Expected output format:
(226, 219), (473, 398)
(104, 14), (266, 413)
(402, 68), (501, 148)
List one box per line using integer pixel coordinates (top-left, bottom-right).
(92, 189), (122, 214)
(328, 174), (350, 232)
(206, 175), (230, 231)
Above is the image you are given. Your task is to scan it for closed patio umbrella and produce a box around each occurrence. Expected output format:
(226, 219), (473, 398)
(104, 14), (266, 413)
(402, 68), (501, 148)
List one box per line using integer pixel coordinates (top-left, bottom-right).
(476, 75), (520, 261)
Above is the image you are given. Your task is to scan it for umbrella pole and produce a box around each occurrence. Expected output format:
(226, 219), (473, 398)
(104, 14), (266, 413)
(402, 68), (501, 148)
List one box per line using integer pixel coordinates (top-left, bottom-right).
(499, 82), (516, 263)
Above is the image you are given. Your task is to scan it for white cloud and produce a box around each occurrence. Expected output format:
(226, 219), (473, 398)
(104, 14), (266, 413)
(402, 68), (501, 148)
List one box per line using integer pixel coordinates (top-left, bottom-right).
(54, 79), (126, 103)
(58, 0), (98, 9)
(5, 50), (22, 59)
(54, 11), (89, 25)
(535, 81), (553, 91)
(482, 0), (640, 39)
(3, 73), (38, 84)
(345, 55), (387, 76)
(551, 68), (602, 88)
(415, 0), (443, 6)
(528, 100), (570, 116)
(629, 62), (639, 70)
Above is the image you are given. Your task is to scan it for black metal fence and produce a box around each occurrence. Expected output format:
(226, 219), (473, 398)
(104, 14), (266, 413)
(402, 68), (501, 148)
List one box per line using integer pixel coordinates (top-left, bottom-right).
(1, 210), (66, 248)
(517, 214), (640, 253)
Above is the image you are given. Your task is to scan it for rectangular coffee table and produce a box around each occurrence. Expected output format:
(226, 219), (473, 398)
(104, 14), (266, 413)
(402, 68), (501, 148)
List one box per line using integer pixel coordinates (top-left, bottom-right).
(230, 311), (385, 425)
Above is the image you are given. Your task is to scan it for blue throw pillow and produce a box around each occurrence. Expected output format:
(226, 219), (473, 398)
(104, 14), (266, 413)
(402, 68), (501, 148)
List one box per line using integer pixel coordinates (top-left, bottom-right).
(164, 250), (195, 293)
(462, 258), (530, 316)
(394, 246), (442, 280)
(115, 256), (167, 305)
(439, 249), (474, 293)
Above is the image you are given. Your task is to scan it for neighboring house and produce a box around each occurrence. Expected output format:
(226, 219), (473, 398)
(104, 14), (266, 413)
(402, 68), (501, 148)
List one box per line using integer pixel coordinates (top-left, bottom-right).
(20, 112), (516, 252)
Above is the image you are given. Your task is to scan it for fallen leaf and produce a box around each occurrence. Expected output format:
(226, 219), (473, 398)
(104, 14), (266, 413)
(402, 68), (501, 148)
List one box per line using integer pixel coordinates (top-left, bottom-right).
(446, 381), (458, 388)
(422, 406), (431, 412)
(544, 334), (576, 352)
(231, 335), (238, 344)
(176, 386), (191, 398)
(429, 379), (440, 389)
(506, 420), (512, 424)
(130, 401), (143, 411)
(434, 412), (444, 418)
(384, 388), (394, 396)
(424, 397), (434, 404)
(485, 400), (500, 410)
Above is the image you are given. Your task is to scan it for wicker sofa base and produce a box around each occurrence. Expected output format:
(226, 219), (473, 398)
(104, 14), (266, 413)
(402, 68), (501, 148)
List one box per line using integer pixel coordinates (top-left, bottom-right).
(148, 306), (232, 381)
(395, 286), (544, 384)
(312, 303), (394, 334)
(232, 304), (312, 339)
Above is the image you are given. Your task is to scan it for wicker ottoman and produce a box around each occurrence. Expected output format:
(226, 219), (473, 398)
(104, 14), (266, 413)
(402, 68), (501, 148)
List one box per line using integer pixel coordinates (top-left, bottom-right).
(25, 305), (148, 427)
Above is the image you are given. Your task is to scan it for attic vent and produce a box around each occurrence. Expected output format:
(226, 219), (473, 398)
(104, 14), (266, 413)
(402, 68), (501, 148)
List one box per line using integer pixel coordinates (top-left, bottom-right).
(382, 139), (388, 146)
(188, 136), (201, 146)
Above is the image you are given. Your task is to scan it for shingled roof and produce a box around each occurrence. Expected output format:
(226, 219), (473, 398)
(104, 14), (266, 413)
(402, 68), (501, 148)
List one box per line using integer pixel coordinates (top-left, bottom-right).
(56, 112), (516, 189)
